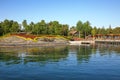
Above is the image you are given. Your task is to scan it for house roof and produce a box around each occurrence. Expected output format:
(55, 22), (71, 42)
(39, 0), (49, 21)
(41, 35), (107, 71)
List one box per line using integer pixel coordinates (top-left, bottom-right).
(69, 30), (78, 35)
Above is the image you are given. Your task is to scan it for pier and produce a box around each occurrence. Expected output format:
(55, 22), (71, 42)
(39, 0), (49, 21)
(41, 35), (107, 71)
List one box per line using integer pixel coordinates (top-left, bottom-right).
(69, 41), (95, 45)
(95, 40), (120, 45)
(69, 40), (120, 45)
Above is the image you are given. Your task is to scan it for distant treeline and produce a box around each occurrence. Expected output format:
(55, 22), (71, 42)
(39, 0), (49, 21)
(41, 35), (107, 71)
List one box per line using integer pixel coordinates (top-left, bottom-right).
(0, 19), (120, 38)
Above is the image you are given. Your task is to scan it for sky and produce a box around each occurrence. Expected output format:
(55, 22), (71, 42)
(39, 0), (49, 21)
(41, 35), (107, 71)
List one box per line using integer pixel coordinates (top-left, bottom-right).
(0, 0), (120, 28)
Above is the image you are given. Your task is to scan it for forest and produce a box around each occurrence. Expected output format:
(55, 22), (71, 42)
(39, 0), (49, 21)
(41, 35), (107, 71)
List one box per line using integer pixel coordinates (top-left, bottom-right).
(0, 19), (120, 38)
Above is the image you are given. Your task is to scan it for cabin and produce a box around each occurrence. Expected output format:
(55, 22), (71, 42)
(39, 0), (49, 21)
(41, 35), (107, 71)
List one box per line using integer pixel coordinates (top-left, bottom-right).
(69, 30), (78, 37)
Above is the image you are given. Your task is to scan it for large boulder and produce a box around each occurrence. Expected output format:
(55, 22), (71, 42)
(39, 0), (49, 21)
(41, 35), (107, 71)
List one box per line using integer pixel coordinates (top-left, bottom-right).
(0, 36), (26, 43)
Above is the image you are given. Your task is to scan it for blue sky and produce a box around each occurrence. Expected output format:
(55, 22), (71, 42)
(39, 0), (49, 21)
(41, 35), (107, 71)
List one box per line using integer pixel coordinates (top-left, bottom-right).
(0, 0), (120, 28)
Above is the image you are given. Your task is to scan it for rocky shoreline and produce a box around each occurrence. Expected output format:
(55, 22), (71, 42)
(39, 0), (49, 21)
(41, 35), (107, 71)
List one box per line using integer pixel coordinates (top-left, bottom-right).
(0, 36), (69, 47)
(0, 42), (69, 47)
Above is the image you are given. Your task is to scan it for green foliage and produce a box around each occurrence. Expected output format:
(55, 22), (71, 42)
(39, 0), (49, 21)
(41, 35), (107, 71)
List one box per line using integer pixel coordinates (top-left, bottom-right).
(61, 24), (69, 36)
(0, 19), (20, 36)
(1, 19), (120, 37)
(112, 27), (120, 34)
(106, 25), (112, 34)
(10, 21), (19, 33)
(31, 20), (68, 36)
(0, 23), (4, 36)
(91, 29), (96, 36)
(76, 20), (83, 31)
(96, 26), (112, 35)
(76, 20), (92, 38)
(22, 20), (28, 32)
(83, 21), (92, 38)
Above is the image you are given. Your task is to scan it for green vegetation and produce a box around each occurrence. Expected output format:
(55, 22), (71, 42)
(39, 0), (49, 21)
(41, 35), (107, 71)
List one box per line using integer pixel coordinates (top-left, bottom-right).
(0, 19), (20, 36)
(22, 20), (69, 36)
(0, 19), (120, 39)
(76, 20), (92, 38)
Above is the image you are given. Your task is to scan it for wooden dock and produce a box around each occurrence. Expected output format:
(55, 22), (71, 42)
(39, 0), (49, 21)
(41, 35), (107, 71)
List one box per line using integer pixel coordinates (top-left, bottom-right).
(69, 41), (95, 45)
(95, 40), (120, 45)
(69, 40), (120, 45)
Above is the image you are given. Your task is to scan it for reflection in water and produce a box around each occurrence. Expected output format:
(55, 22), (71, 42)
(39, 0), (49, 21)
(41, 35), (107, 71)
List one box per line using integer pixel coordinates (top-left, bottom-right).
(0, 46), (69, 65)
(1, 45), (120, 80)
(1, 45), (120, 65)
(0, 52), (21, 65)
(69, 45), (92, 63)
(96, 44), (120, 56)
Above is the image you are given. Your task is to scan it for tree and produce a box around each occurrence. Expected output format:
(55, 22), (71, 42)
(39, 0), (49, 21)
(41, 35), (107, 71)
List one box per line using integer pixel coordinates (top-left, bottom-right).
(70, 26), (76, 31)
(113, 27), (120, 34)
(2, 19), (11, 34)
(48, 21), (54, 35)
(61, 24), (69, 36)
(0, 23), (4, 36)
(48, 21), (61, 35)
(91, 28), (96, 40)
(101, 26), (106, 34)
(52, 21), (61, 35)
(76, 20), (83, 38)
(39, 20), (47, 34)
(29, 22), (34, 33)
(91, 29), (96, 36)
(106, 25), (112, 34)
(32, 23), (40, 35)
(83, 21), (92, 39)
(22, 20), (28, 32)
(10, 21), (19, 33)
(91, 26), (97, 36)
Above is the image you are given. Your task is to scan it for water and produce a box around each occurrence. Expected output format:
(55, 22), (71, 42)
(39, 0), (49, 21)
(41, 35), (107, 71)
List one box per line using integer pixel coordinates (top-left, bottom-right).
(0, 45), (120, 80)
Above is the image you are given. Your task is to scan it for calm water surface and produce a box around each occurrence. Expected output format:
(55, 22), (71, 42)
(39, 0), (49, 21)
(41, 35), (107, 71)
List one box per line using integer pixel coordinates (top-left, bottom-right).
(0, 44), (120, 80)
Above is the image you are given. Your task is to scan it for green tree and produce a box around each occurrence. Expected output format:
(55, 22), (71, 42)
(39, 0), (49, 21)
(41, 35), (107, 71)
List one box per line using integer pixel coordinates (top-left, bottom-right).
(0, 23), (4, 36)
(10, 21), (19, 33)
(91, 26), (97, 36)
(106, 25), (112, 34)
(76, 20), (83, 38)
(70, 26), (76, 31)
(101, 26), (106, 34)
(113, 27), (120, 34)
(91, 27), (96, 40)
(48, 21), (61, 35)
(22, 20), (28, 32)
(96, 28), (101, 34)
(32, 23), (40, 35)
(61, 24), (69, 36)
(91, 29), (96, 36)
(2, 19), (11, 34)
(52, 21), (61, 35)
(48, 21), (55, 35)
(39, 20), (47, 34)
(29, 22), (34, 33)
(83, 21), (92, 39)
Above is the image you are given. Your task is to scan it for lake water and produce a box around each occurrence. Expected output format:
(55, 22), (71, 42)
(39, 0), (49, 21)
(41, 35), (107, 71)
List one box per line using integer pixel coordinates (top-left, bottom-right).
(0, 44), (120, 80)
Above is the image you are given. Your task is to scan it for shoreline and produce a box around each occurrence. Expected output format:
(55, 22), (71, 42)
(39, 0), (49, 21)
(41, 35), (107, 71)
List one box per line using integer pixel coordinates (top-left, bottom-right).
(0, 35), (69, 47)
(0, 42), (69, 47)
(0, 41), (95, 47)
(1, 35), (120, 47)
